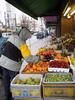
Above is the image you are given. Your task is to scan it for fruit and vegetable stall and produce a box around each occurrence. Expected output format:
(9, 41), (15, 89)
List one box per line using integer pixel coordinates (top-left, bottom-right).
(11, 46), (75, 100)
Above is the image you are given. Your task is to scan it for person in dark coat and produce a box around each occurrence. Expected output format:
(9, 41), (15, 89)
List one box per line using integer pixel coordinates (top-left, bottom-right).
(0, 27), (31, 100)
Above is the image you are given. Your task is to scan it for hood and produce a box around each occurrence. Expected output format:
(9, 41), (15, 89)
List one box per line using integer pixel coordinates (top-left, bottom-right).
(19, 27), (32, 42)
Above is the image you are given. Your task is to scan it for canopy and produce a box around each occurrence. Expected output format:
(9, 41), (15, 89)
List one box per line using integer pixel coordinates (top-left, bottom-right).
(6, 0), (69, 19)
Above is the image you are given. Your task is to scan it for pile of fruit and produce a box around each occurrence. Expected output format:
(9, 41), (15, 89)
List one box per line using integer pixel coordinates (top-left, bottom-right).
(22, 61), (49, 73)
(44, 73), (72, 82)
(36, 48), (46, 54)
(49, 60), (69, 68)
(40, 55), (54, 62)
(15, 78), (40, 85)
(37, 48), (55, 56)
(64, 39), (75, 52)
(37, 48), (69, 62)
(54, 53), (69, 63)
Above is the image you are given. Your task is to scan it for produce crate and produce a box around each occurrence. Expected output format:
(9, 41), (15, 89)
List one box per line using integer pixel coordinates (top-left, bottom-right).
(48, 67), (70, 73)
(42, 73), (75, 98)
(20, 60), (48, 74)
(11, 74), (43, 99)
(48, 60), (70, 73)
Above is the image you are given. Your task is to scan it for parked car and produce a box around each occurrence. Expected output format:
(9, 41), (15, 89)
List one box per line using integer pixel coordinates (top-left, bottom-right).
(2, 32), (12, 38)
(36, 31), (49, 39)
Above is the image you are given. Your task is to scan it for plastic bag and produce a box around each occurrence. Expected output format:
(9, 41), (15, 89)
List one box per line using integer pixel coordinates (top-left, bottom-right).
(24, 55), (40, 63)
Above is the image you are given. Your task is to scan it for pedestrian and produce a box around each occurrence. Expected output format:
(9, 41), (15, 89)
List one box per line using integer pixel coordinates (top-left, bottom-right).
(0, 27), (31, 100)
(0, 31), (2, 77)
(0, 32), (7, 78)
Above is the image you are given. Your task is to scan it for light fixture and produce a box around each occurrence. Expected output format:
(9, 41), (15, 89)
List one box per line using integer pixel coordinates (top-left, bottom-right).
(70, 10), (75, 15)
(67, 15), (71, 19)
(64, 7), (71, 16)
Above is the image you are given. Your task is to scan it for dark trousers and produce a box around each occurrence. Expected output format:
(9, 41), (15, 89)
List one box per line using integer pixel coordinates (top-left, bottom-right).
(0, 66), (3, 76)
(2, 67), (18, 99)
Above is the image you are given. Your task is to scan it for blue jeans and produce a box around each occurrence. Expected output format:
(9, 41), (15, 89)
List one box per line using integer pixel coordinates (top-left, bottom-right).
(2, 67), (18, 99)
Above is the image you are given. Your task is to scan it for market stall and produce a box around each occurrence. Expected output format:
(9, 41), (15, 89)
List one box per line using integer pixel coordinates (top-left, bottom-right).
(4, 0), (75, 100)
(10, 45), (75, 100)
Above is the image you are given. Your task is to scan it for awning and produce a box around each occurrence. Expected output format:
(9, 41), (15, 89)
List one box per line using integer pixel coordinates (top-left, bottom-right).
(6, 0), (69, 19)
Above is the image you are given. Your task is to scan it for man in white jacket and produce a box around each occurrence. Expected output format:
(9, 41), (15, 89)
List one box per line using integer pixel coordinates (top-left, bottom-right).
(0, 27), (31, 100)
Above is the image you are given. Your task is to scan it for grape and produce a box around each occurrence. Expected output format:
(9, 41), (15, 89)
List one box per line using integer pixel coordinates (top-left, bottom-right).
(44, 73), (72, 82)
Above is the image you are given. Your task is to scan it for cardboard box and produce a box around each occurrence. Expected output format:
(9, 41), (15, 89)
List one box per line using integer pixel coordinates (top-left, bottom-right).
(11, 74), (43, 99)
(43, 73), (75, 97)
(43, 83), (75, 97)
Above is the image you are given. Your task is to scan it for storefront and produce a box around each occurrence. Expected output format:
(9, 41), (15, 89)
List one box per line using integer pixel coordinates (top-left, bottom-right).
(4, 0), (75, 100)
